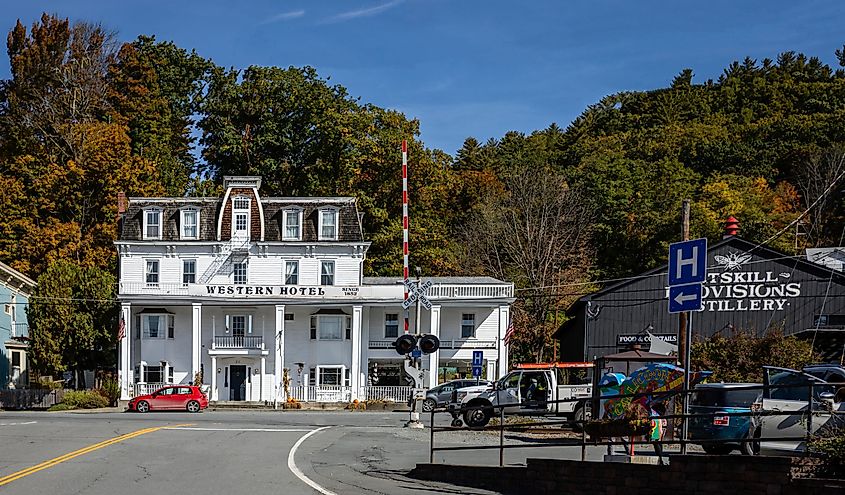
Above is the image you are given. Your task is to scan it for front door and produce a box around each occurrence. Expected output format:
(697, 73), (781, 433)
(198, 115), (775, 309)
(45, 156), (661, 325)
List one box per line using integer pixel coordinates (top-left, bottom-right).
(230, 365), (247, 401)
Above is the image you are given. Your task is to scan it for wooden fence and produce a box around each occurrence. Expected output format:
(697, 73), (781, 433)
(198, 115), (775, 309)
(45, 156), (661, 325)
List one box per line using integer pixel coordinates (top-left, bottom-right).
(0, 389), (66, 410)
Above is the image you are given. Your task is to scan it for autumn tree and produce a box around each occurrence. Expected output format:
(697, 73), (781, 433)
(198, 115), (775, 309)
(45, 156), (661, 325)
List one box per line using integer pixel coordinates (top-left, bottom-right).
(27, 260), (119, 387)
(462, 167), (593, 363)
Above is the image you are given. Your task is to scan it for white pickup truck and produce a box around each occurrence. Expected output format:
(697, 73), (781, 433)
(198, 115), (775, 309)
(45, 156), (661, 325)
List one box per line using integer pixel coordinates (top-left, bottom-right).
(452, 363), (593, 428)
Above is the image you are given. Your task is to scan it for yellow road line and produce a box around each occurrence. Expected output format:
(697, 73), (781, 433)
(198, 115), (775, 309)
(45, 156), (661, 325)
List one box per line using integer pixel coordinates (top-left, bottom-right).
(0, 423), (194, 487)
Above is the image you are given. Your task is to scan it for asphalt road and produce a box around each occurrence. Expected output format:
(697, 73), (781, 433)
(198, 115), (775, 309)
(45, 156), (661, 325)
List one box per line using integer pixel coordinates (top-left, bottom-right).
(0, 409), (609, 495)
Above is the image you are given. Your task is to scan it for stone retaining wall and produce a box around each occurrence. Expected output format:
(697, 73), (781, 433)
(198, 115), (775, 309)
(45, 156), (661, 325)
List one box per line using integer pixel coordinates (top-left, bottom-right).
(410, 455), (845, 495)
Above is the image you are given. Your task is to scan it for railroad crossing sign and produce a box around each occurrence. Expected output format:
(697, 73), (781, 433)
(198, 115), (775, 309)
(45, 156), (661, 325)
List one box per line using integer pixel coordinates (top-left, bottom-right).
(667, 238), (707, 314)
(402, 279), (433, 310)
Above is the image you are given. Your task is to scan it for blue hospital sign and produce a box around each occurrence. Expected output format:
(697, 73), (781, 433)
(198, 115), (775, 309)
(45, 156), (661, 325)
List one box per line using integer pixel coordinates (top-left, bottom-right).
(668, 238), (708, 286)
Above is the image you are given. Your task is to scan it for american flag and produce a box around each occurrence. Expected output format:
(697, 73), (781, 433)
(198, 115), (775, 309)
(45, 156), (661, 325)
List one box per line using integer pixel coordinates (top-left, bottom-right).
(117, 316), (125, 341)
(504, 320), (516, 344)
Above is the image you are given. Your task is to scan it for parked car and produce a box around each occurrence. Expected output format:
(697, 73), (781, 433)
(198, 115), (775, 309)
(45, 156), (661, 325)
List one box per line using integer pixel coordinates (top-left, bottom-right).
(802, 364), (845, 402)
(759, 366), (844, 453)
(414, 379), (491, 412)
(128, 385), (208, 413)
(688, 383), (762, 455)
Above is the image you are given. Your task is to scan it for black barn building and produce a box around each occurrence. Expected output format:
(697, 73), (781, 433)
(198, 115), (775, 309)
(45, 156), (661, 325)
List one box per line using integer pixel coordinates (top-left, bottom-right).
(556, 236), (845, 363)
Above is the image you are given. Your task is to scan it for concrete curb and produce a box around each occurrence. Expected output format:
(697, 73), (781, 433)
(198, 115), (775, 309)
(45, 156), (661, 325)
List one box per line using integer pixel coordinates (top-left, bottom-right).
(50, 407), (124, 414)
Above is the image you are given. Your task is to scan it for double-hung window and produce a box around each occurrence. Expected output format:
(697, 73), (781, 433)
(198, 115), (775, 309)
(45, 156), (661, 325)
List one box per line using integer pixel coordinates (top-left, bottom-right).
(233, 261), (247, 285)
(143, 365), (163, 383)
(142, 315), (173, 339)
(310, 315), (343, 340)
(144, 209), (161, 239)
(461, 314), (476, 338)
(384, 313), (399, 338)
(181, 209), (198, 239)
(320, 260), (335, 286)
(182, 260), (196, 285)
(283, 209), (301, 240)
(285, 261), (299, 285)
(145, 260), (160, 286)
(319, 208), (338, 240)
(318, 366), (343, 386)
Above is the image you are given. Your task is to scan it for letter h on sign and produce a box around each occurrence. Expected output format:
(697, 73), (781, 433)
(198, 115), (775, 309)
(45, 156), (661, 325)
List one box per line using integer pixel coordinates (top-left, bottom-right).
(668, 238), (707, 286)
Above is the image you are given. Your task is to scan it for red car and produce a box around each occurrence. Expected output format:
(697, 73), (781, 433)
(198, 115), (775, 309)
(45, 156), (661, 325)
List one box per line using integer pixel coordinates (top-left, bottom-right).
(128, 385), (208, 413)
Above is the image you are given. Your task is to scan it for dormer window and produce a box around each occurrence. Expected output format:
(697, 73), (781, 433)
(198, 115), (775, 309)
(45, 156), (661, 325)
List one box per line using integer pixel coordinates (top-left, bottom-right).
(283, 208), (302, 240)
(181, 208), (199, 239)
(319, 208), (338, 241)
(144, 208), (162, 239)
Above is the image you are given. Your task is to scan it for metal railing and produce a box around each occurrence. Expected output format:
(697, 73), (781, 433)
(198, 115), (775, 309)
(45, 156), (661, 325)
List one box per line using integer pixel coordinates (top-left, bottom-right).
(11, 322), (28, 336)
(363, 386), (413, 402)
(288, 385), (352, 403)
(212, 335), (264, 349)
(427, 381), (845, 466)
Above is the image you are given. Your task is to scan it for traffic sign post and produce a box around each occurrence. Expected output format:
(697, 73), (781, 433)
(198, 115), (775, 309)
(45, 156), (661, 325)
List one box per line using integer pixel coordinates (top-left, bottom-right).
(667, 237), (707, 455)
(472, 350), (483, 383)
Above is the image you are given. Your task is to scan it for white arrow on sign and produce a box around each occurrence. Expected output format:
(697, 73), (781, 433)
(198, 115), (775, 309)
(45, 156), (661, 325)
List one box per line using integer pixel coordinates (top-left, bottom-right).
(673, 291), (698, 305)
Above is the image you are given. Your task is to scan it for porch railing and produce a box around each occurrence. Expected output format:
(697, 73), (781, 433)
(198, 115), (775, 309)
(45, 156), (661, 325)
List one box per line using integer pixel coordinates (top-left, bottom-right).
(133, 383), (168, 397)
(369, 338), (498, 350)
(427, 284), (513, 299)
(362, 386), (412, 402)
(288, 385), (352, 403)
(212, 335), (264, 349)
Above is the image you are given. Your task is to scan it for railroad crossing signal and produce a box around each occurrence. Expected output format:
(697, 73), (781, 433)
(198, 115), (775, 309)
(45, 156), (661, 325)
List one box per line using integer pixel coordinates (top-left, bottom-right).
(402, 279), (432, 310)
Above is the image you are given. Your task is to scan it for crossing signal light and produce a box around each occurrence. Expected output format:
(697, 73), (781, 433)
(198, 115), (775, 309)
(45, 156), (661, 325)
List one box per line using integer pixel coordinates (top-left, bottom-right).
(418, 334), (440, 354)
(392, 334), (417, 355)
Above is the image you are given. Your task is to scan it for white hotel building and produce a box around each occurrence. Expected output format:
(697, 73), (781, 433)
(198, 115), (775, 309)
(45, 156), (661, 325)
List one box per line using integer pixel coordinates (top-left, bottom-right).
(116, 177), (514, 403)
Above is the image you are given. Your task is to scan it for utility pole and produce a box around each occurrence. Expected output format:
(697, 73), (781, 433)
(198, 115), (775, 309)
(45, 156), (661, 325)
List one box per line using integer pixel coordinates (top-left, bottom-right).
(678, 199), (690, 367)
(679, 198), (691, 455)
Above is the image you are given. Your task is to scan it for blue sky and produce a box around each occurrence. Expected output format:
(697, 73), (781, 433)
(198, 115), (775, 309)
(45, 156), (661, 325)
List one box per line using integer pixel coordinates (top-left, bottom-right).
(2, 1), (844, 155)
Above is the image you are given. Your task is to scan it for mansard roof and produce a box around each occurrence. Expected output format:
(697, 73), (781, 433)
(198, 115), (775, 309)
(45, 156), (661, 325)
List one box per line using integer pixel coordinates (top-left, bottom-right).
(118, 196), (363, 242)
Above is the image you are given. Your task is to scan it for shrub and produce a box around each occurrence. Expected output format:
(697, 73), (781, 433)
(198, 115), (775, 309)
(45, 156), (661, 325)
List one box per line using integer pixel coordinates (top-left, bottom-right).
(62, 390), (108, 409)
(98, 377), (120, 406)
(809, 428), (845, 479)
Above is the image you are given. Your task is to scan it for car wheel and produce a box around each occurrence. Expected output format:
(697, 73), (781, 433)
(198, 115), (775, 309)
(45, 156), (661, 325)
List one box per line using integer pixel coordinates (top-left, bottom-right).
(702, 443), (733, 455)
(422, 399), (436, 413)
(186, 400), (201, 413)
(572, 403), (591, 433)
(136, 400), (150, 413)
(451, 418), (463, 428)
(740, 426), (760, 456)
(463, 405), (492, 428)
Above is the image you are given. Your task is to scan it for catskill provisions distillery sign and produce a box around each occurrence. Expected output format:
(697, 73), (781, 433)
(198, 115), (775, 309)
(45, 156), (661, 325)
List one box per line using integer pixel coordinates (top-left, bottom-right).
(667, 252), (802, 312)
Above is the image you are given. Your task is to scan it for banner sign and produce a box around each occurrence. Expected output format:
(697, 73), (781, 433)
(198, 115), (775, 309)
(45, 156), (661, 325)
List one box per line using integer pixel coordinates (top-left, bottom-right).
(188, 284), (396, 299)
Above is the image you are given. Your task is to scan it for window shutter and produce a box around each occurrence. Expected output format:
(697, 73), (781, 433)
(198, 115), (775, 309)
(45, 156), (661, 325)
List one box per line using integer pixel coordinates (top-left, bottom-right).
(344, 368), (351, 387)
(248, 315), (253, 334)
(345, 316), (352, 340)
(309, 367), (316, 386)
(247, 367), (251, 384)
(135, 316), (141, 339)
(168, 315), (175, 339)
(310, 316), (317, 339)
(225, 315), (230, 334)
(224, 367), (228, 387)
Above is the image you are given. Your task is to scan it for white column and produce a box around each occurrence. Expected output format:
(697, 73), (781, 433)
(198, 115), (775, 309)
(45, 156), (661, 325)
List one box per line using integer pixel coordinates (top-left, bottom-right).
(260, 356), (266, 402)
(498, 305), (510, 378)
(210, 356), (218, 401)
(120, 303), (132, 400)
(486, 360), (495, 381)
(350, 305), (363, 401)
(191, 303), (202, 381)
(274, 305), (285, 405)
(428, 305), (441, 387)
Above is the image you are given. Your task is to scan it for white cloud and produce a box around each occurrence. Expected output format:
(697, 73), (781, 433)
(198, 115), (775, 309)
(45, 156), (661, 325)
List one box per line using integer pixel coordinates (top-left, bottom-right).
(260, 10), (306, 25)
(322, 0), (403, 24)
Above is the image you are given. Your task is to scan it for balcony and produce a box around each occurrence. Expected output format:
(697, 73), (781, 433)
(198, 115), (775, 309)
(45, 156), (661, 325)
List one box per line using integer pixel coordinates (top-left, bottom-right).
(212, 335), (264, 350)
(369, 338), (497, 350)
(426, 284), (513, 299)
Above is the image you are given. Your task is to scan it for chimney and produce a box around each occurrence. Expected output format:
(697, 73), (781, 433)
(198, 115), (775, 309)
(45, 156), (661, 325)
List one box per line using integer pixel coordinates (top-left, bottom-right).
(724, 215), (739, 238)
(117, 191), (127, 219)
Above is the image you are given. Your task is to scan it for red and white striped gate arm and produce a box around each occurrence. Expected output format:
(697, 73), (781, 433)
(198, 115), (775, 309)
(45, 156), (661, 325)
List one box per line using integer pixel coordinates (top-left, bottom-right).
(402, 139), (410, 334)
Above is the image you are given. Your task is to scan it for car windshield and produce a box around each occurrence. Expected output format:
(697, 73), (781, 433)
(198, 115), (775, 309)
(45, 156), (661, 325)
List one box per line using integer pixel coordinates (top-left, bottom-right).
(692, 388), (760, 407)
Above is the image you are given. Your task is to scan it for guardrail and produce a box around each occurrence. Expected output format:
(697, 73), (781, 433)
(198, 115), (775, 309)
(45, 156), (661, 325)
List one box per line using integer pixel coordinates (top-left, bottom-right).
(427, 381), (845, 466)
